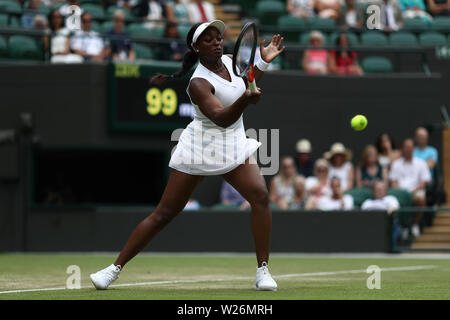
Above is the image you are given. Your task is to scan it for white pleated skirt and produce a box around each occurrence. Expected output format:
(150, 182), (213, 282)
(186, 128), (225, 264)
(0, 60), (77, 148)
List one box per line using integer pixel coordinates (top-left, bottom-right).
(169, 119), (261, 176)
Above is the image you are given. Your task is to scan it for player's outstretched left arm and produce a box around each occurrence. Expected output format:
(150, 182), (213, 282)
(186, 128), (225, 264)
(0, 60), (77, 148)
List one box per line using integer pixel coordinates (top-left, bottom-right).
(254, 34), (285, 82)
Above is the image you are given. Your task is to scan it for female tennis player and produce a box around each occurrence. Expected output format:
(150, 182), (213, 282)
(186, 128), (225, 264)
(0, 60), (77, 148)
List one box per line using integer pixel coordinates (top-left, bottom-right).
(90, 20), (285, 291)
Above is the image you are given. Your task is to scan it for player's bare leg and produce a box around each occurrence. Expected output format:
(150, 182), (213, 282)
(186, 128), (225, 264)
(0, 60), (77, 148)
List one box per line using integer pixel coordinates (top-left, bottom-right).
(222, 156), (277, 291)
(90, 169), (203, 289)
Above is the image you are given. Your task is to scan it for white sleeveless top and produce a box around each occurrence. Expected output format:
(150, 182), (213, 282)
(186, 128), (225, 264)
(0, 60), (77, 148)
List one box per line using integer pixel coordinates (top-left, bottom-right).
(328, 161), (352, 191)
(169, 55), (261, 175)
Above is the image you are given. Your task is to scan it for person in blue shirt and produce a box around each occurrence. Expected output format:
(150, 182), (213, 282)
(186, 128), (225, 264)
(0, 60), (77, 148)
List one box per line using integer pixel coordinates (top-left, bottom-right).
(413, 127), (438, 178)
(106, 10), (135, 61)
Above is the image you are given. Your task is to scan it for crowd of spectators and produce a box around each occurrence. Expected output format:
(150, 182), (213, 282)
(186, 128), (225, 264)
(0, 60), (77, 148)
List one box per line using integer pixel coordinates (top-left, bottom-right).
(218, 126), (440, 241)
(302, 31), (363, 75)
(7, 0), (217, 63)
(287, 0), (449, 27)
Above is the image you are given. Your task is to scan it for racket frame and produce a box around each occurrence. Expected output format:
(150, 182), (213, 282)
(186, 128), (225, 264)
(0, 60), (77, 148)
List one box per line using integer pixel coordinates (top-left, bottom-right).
(232, 22), (258, 93)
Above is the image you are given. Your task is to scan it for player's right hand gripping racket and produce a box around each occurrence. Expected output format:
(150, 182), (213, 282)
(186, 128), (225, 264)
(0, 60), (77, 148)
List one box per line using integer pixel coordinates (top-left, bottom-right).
(232, 22), (258, 93)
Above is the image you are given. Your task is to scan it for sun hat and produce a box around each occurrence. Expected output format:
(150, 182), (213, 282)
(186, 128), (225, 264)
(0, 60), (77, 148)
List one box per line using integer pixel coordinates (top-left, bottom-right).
(323, 142), (352, 161)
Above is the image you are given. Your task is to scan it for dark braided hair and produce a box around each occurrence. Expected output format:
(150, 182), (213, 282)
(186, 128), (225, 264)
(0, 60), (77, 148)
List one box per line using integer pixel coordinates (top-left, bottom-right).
(150, 23), (202, 85)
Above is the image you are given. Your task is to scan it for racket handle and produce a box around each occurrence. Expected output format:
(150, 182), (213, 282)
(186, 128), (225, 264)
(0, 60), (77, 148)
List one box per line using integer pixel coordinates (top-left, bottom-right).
(249, 79), (257, 93)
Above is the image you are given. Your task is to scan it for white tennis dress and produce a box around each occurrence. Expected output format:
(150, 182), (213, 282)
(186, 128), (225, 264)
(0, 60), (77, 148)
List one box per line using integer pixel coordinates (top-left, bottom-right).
(169, 55), (261, 175)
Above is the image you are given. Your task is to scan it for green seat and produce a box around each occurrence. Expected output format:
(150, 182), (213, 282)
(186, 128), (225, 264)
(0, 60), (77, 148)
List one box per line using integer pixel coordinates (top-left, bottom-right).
(0, 13), (7, 27)
(177, 24), (191, 39)
(277, 15), (306, 41)
(101, 21), (114, 33)
(430, 17), (450, 32)
(8, 35), (40, 60)
(387, 188), (413, 207)
(308, 17), (336, 31)
(81, 4), (104, 19)
(419, 31), (447, 46)
(361, 32), (388, 45)
(105, 6), (132, 19)
(50, 2), (64, 10)
(9, 15), (19, 27)
(0, 35), (7, 57)
(134, 43), (155, 59)
(127, 23), (153, 36)
(329, 32), (359, 46)
(210, 203), (241, 210)
(389, 32), (418, 46)
(361, 56), (392, 73)
(37, 4), (50, 15)
(278, 15), (306, 29)
(0, 0), (22, 14)
(403, 18), (428, 32)
(345, 188), (372, 207)
(256, 0), (285, 26)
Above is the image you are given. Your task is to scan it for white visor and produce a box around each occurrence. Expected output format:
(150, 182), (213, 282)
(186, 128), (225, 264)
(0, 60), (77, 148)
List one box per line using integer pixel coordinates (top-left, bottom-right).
(191, 20), (226, 49)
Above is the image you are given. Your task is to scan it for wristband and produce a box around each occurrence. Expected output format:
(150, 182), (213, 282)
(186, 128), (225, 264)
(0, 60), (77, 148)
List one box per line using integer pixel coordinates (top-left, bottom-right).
(256, 58), (270, 72)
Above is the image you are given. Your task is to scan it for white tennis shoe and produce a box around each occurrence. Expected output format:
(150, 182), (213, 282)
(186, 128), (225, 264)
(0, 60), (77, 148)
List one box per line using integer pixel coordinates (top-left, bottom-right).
(255, 262), (277, 291)
(90, 264), (121, 290)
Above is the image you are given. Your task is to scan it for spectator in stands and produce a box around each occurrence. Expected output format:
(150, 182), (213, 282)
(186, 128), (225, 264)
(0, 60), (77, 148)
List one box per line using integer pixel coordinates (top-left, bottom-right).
(106, 10), (135, 61)
(304, 158), (332, 209)
(390, 138), (431, 236)
(294, 139), (314, 178)
(270, 156), (298, 210)
(22, 0), (43, 29)
(339, 0), (363, 29)
(328, 33), (363, 75)
(134, 0), (165, 28)
(187, 0), (215, 23)
(356, 144), (388, 188)
(379, 0), (404, 32)
(71, 12), (108, 62)
(312, 0), (342, 20)
(315, 177), (354, 210)
(324, 142), (354, 192)
(45, 9), (83, 63)
(166, 0), (189, 23)
(302, 31), (329, 75)
(159, 22), (185, 61)
(375, 132), (401, 169)
(220, 181), (250, 210)
(398, 0), (433, 22)
(290, 176), (308, 209)
(361, 180), (400, 213)
(60, 0), (82, 18)
(287, 0), (315, 18)
(414, 126), (438, 177)
(426, 0), (450, 16)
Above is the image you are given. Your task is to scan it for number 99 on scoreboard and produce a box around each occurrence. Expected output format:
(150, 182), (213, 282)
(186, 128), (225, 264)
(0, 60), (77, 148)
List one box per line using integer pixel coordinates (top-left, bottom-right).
(108, 63), (194, 132)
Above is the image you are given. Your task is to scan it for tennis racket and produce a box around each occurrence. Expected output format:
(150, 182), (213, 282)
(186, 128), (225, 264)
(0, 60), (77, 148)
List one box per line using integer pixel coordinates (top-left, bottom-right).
(232, 22), (258, 93)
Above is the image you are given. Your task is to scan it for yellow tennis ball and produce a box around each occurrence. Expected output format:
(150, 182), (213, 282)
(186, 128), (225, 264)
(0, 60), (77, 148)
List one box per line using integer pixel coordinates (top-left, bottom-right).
(351, 115), (368, 131)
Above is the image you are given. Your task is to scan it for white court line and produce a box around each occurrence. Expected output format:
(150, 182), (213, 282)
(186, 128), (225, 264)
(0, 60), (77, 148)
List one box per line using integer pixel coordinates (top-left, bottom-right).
(0, 265), (436, 295)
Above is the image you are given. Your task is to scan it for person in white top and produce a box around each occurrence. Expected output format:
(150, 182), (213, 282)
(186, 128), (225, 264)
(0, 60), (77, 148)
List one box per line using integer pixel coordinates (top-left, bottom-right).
(389, 138), (431, 237)
(187, 0), (215, 23)
(316, 177), (354, 211)
(70, 12), (107, 62)
(361, 180), (400, 214)
(324, 142), (354, 192)
(304, 158), (332, 209)
(269, 157), (297, 210)
(89, 20), (285, 291)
